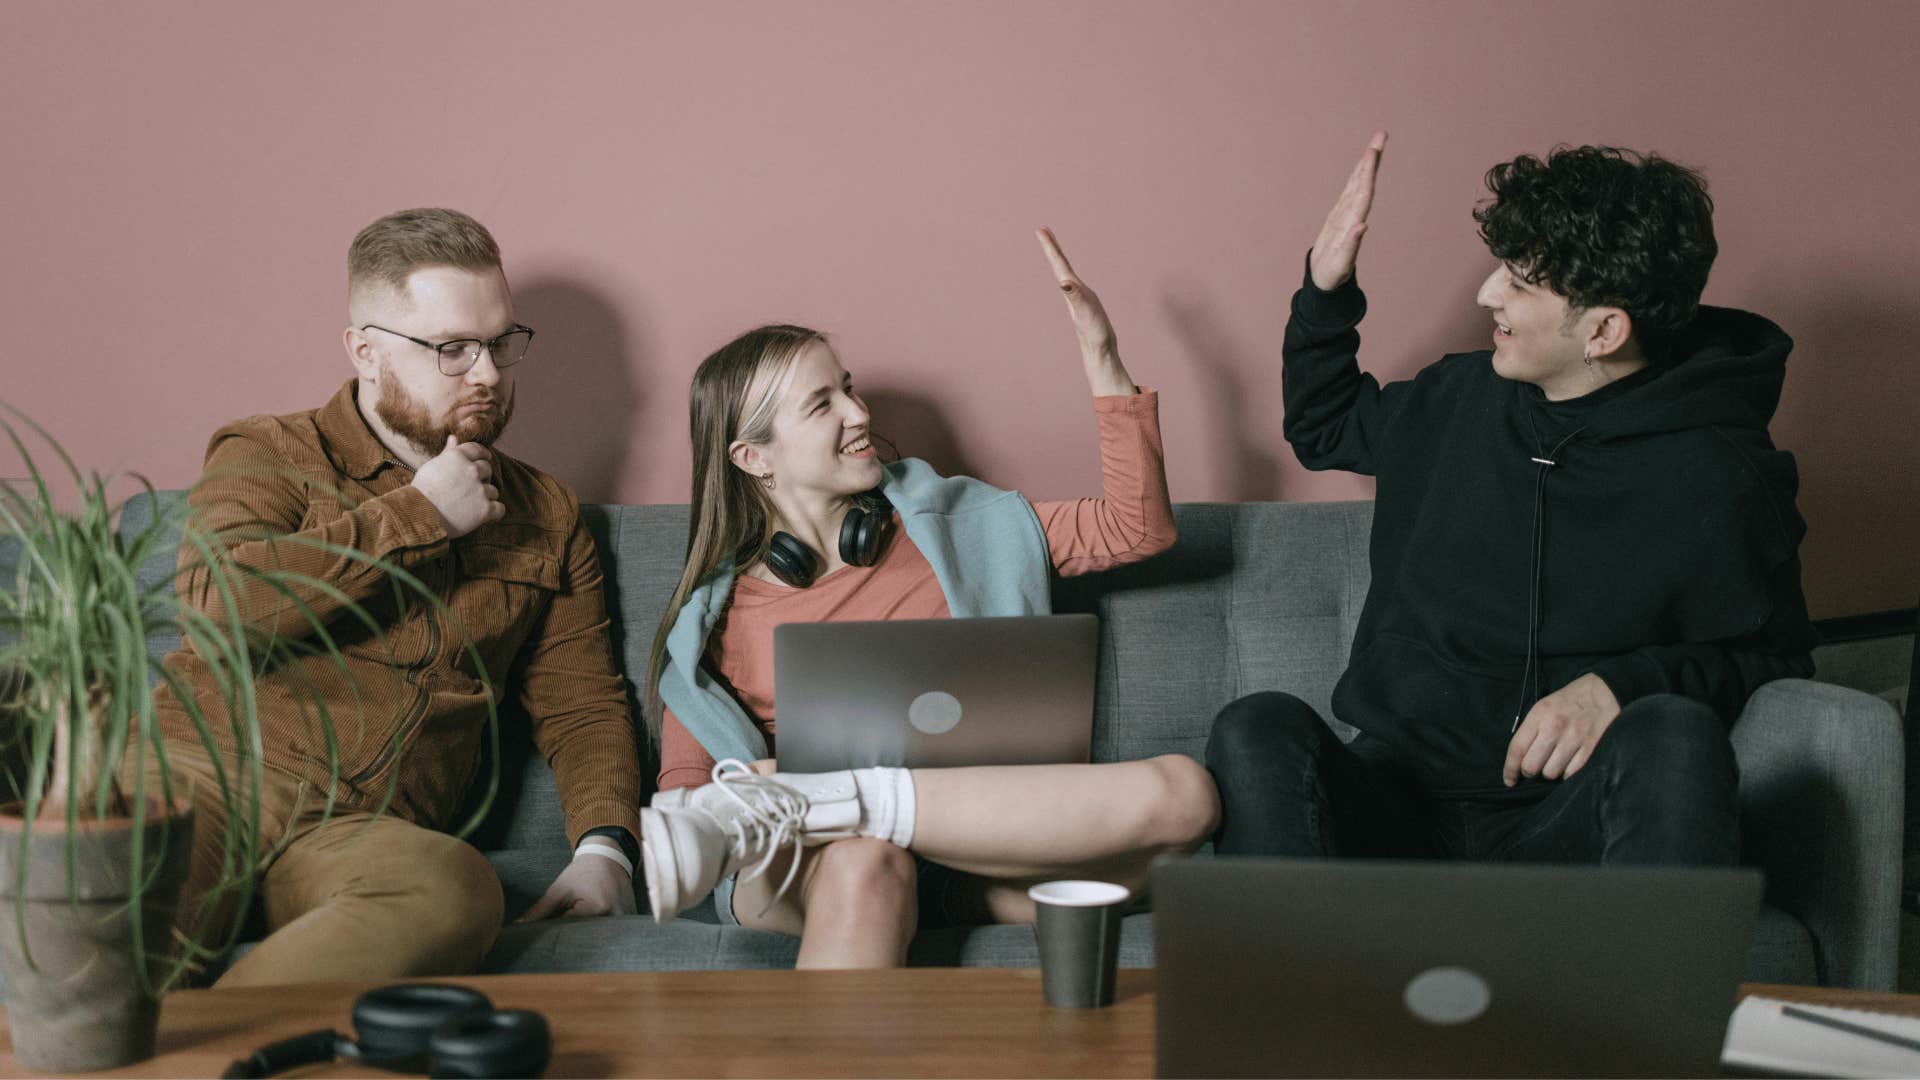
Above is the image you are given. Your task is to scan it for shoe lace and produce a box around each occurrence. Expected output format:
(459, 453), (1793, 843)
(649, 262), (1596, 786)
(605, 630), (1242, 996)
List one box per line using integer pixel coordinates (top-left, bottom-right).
(708, 759), (809, 909)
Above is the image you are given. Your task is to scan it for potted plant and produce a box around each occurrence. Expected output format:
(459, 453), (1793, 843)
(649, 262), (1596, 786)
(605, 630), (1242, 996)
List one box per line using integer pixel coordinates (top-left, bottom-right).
(0, 410), (495, 1072)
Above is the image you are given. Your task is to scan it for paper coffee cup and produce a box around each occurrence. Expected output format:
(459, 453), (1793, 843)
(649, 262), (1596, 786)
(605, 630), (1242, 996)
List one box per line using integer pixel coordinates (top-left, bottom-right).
(1028, 880), (1131, 1008)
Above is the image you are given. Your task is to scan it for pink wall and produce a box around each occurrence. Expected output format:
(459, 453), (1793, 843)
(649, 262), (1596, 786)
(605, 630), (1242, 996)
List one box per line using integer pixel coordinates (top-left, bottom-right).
(3, 1), (1916, 618)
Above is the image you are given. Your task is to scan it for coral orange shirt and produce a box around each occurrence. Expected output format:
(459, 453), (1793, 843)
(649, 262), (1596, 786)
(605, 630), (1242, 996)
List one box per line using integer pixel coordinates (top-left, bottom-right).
(656, 391), (1174, 792)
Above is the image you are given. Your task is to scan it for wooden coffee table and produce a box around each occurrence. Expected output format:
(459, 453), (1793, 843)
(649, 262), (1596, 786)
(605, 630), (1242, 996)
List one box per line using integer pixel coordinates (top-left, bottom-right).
(0, 967), (1151, 1078)
(2, 971), (1915, 1078)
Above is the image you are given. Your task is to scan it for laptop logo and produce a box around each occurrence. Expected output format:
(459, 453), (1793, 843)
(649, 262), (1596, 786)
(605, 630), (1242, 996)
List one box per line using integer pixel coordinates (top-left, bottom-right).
(1403, 966), (1491, 1025)
(908, 691), (964, 735)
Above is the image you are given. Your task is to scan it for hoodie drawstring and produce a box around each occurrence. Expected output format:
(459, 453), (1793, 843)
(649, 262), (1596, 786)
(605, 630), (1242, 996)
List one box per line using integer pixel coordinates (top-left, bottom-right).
(1512, 427), (1584, 733)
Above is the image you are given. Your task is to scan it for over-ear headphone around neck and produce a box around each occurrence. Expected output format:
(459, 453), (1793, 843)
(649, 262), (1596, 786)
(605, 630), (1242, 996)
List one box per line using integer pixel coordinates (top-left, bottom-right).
(762, 488), (894, 588)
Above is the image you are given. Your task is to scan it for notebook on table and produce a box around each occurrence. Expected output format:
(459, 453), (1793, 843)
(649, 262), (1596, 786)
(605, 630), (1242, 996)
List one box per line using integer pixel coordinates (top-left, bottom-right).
(1724, 995), (1920, 1078)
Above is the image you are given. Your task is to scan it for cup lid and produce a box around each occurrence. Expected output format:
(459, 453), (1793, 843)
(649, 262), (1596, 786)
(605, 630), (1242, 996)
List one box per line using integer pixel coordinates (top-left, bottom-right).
(1027, 880), (1131, 907)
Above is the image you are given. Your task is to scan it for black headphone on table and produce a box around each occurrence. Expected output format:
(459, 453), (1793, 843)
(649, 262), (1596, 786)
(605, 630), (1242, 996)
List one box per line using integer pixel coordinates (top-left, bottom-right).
(762, 488), (895, 588)
(221, 984), (550, 1079)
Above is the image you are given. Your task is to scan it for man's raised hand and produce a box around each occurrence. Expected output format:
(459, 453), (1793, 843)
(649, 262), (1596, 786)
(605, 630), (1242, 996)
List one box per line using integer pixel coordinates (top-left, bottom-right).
(413, 434), (504, 538)
(1308, 130), (1388, 292)
(1037, 227), (1135, 397)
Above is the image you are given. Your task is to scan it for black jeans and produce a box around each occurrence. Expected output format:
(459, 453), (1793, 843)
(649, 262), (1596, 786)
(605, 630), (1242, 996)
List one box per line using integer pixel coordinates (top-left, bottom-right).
(1203, 691), (1740, 865)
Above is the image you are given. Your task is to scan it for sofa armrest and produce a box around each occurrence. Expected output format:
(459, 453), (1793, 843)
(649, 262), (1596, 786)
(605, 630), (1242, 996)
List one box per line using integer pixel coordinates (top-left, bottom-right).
(1731, 678), (1904, 989)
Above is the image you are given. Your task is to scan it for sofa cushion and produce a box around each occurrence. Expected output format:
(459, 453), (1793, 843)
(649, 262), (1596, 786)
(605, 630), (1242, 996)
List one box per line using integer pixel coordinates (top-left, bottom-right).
(1747, 904), (1819, 985)
(484, 915), (800, 972)
(1052, 502), (1374, 760)
(481, 912), (1157, 974)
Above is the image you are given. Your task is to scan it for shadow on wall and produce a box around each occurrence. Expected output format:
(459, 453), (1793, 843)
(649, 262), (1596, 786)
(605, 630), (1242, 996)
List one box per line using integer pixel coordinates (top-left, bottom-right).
(1406, 267), (1504, 369)
(1162, 267), (1498, 502)
(503, 277), (644, 503)
(1752, 280), (1920, 616)
(860, 387), (982, 480)
(1162, 289), (1286, 501)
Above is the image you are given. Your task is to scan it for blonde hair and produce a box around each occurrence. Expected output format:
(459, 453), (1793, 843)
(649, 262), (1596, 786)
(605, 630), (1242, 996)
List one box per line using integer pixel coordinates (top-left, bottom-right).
(645, 324), (827, 708)
(347, 208), (501, 308)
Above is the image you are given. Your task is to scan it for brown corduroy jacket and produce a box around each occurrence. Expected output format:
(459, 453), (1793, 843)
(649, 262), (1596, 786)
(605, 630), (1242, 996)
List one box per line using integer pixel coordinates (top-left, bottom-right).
(154, 380), (642, 846)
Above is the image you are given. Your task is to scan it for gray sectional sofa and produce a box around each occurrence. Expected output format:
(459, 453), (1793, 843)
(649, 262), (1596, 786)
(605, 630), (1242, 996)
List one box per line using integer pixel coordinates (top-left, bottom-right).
(119, 496), (1904, 989)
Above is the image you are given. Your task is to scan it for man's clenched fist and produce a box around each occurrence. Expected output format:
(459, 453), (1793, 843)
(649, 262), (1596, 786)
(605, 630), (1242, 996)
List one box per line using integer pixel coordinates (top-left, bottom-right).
(413, 435), (504, 538)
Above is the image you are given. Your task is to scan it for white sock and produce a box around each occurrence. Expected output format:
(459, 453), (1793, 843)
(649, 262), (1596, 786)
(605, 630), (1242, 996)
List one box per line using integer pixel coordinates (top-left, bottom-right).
(851, 766), (917, 848)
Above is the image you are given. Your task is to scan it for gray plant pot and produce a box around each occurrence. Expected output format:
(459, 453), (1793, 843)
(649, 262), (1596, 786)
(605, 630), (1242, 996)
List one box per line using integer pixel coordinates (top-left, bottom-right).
(0, 804), (192, 1073)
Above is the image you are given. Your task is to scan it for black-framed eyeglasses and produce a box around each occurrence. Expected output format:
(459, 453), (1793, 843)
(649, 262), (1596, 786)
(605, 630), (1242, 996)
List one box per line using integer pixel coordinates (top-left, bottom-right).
(362, 323), (536, 376)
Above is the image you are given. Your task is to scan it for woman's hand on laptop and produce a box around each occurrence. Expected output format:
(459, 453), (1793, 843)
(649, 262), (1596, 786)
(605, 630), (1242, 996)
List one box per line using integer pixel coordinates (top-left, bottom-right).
(1037, 227), (1137, 397)
(1502, 673), (1622, 787)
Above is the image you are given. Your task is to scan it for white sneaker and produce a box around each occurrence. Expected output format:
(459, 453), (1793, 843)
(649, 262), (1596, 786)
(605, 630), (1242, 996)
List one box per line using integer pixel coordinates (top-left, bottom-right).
(638, 760), (861, 923)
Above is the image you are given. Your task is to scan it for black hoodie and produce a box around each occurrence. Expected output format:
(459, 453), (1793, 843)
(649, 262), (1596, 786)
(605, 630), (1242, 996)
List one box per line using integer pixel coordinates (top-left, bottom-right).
(1282, 265), (1817, 799)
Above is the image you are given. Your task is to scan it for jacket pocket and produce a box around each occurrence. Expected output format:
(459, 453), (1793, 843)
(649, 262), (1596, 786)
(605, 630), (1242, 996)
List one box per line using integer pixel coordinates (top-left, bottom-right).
(448, 539), (562, 682)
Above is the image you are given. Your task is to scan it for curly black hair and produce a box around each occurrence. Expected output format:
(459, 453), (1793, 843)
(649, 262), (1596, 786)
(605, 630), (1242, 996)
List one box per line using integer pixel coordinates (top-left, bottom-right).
(1474, 146), (1716, 343)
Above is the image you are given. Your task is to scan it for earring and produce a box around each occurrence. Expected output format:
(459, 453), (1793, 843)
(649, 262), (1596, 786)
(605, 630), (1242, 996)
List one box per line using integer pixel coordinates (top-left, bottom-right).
(759, 473), (775, 491)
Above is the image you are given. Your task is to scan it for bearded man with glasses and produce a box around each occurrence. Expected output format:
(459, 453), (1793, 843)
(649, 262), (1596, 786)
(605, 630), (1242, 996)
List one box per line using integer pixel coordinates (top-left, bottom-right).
(146, 208), (642, 987)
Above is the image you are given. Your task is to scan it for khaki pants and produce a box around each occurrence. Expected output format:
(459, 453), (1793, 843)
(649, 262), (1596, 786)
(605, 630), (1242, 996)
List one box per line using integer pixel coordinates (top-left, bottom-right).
(138, 744), (504, 988)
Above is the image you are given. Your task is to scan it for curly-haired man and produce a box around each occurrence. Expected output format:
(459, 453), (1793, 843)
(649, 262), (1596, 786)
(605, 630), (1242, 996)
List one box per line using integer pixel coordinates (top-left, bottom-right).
(1206, 134), (1815, 865)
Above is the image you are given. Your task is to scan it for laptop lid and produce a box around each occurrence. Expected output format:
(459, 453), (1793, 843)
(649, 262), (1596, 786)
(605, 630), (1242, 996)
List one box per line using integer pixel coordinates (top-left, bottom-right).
(774, 614), (1098, 773)
(1153, 857), (1761, 1078)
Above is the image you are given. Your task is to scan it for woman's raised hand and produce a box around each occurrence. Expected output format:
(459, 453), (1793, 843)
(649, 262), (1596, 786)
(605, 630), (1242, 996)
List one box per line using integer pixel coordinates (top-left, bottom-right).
(1308, 130), (1387, 292)
(1037, 227), (1136, 397)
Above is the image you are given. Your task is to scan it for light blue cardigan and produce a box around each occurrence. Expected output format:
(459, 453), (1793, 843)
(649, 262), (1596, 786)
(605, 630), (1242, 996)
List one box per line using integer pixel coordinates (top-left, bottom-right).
(657, 458), (1053, 764)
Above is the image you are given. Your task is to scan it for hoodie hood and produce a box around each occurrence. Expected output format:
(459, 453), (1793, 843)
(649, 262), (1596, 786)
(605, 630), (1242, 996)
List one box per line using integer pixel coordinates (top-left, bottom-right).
(1574, 306), (1793, 440)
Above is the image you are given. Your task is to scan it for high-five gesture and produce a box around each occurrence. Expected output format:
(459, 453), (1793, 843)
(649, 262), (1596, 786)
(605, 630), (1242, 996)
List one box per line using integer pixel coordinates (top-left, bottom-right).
(1037, 227), (1136, 397)
(1309, 131), (1388, 292)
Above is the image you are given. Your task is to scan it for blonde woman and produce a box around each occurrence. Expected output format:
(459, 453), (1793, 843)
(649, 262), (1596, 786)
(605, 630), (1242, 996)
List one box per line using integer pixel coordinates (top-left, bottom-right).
(643, 230), (1219, 968)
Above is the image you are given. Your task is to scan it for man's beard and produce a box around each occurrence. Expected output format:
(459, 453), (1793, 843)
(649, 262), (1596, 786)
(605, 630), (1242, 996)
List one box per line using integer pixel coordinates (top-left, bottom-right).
(373, 366), (516, 456)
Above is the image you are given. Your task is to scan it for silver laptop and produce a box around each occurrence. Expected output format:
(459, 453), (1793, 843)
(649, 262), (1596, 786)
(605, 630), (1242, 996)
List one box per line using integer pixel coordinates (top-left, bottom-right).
(1153, 857), (1762, 1078)
(774, 614), (1098, 773)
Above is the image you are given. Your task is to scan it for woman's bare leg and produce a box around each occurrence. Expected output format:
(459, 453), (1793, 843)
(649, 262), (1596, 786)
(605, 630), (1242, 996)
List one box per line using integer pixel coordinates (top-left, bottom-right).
(719, 754), (1218, 947)
(906, 754), (1219, 881)
(734, 838), (918, 969)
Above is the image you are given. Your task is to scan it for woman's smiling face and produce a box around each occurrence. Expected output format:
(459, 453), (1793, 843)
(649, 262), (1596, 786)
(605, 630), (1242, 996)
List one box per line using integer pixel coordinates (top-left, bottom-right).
(740, 339), (881, 498)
